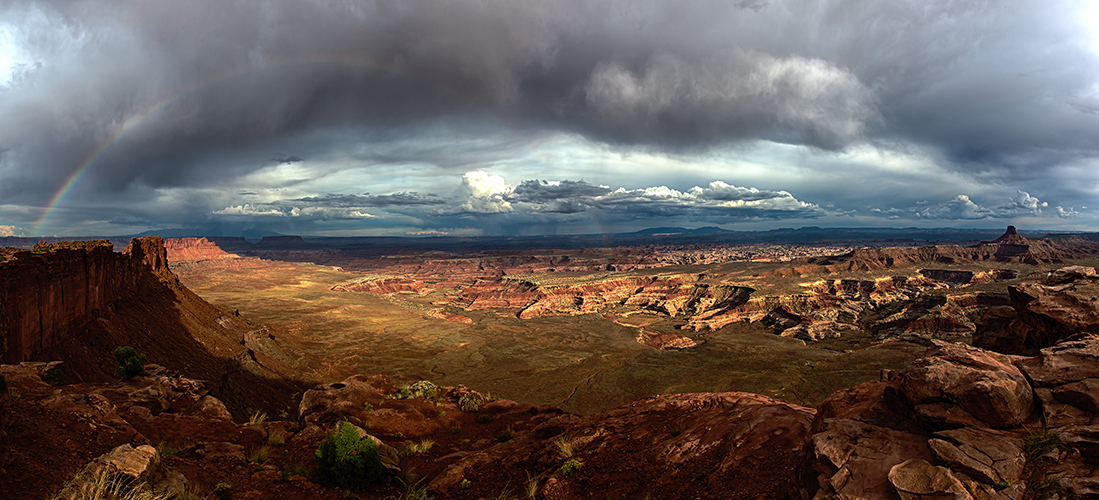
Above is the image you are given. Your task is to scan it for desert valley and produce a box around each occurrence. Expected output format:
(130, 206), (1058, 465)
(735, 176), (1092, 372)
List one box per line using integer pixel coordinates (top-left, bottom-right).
(2, 227), (1099, 499)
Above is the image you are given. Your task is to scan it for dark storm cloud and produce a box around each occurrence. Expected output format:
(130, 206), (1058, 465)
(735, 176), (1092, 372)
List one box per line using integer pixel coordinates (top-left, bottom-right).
(511, 180), (614, 203)
(293, 193), (446, 207)
(271, 155), (304, 165)
(2, 0), (1097, 234)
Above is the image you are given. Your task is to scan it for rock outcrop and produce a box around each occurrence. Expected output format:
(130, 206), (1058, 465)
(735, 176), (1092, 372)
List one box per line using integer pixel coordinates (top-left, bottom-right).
(0, 238), (171, 364)
(164, 237), (241, 262)
(976, 265), (1099, 353)
(802, 333), (1099, 500)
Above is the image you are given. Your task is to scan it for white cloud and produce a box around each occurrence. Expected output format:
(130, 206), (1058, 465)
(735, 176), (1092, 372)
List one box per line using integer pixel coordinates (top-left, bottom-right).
(1008, 190), (1047, 214)
(1056, 206), (1080, 217)
(454, 171), (514, 214)
(0, 224), (18, 237)
(211, 204), (285, 216)
(916, 191), (1058, 220)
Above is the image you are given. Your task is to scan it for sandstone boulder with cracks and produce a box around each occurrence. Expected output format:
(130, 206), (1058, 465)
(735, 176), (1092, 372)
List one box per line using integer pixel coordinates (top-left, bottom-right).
(898, 340), (1033, 428)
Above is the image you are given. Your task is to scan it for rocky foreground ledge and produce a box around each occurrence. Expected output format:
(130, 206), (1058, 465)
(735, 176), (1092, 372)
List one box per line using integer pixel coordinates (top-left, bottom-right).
(3, 331), (1099, 499)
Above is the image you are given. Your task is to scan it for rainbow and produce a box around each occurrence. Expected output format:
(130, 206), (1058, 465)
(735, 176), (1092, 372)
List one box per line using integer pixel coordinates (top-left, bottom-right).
(31, 56), (382, 236)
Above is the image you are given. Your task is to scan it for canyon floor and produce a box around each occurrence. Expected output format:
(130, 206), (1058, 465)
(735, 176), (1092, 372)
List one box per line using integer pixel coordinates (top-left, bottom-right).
(170, 248), (924, 415)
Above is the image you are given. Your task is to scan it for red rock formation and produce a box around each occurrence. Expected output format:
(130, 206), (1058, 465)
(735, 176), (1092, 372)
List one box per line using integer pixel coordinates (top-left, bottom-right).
(800, 337), (1098, 499)
(332, 277), (426, 294)
(164, 237), (240, 262)
(0, 238), (171, 364)
(991, 225), (1030, 245)
(976, 266), (1099, 353)
(762, 234), (1075, 278)
(635, 328), (698, 349)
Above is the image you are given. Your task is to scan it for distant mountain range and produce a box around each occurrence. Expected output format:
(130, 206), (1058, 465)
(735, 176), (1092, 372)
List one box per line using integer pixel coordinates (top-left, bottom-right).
(627, 226), (733, 235)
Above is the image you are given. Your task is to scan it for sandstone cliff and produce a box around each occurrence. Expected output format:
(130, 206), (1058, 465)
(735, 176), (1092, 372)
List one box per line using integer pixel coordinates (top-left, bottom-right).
(164, 237), (241, 262)
(0, 237), (305, 418)
(0, 238), (171, 364)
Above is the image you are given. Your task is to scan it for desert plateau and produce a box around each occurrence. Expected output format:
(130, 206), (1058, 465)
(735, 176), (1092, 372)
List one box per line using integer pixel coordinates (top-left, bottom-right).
(2, 227), (1099, 499)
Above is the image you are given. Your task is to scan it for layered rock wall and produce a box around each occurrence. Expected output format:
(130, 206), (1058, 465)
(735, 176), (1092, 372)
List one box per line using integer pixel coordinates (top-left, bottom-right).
(163, 237), (240, 262)
(0, 237), (170, 364)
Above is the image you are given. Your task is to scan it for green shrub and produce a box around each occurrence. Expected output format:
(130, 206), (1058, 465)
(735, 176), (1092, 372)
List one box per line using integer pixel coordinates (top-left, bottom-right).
(44, 367), (65, 386)
(400, 380), (439, 400)
(213, 482), (232, 500)
(476, 414), (492, 424)
(314, 421), (387, 490)
(113, 346), (146, 380)
(449, 426), (462, 434)
(497, 427), (516, 443)
(1023, 426), (1065, 463)
(248, 445), (270, 464)
(281, 464), (308, 481)
(560, 459), (583, 477)
(458, 391), (486, 412)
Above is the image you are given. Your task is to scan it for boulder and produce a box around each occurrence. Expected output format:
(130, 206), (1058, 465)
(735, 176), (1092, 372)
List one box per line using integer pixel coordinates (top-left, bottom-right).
(898, 341), (1033, 428)
(188, 395), (234, 421)
(1003, 271), (1099, 349)
(1016, 335), (1099, 386)
(1053, 378), (1099, 413)
(298, 374), (395, 425)
(888, 459), (972, 500)
(98, 444), (163, 485)
(928, 427), (1024, 485)
(807, 418), (934, 499)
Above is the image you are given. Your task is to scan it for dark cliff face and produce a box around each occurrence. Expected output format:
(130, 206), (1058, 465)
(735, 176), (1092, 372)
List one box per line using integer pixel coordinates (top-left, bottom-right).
(0, 237), (170, 364)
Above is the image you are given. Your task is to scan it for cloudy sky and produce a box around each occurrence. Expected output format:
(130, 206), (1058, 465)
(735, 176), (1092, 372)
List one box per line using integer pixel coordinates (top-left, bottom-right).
(1, 0), (1097, 237)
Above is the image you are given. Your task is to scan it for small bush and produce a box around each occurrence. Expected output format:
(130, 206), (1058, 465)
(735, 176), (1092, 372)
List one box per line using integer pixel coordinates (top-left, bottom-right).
(476, 414), (492, 424)
(113, 346), (146, 380)
(157, 442), (182, 457)
(553, 437), (574, 459)
(560, 459), (583, 477)
(213, 482), (232, 500)
(248, 445), (270, 464)
(497, 427), (516, 443)
(282, 464), (308, 481)
(267, 430), (287, 447)
(50, 467), (178, 500)
(459, 479), (472, 489)
(44, 367), (65, 386)
(1023, 426), (1065, 463)
(401, 439), (434, 455)
(314, 421), (387, 490)
(364, 402), (374, 413)
(1031, 474), (1068, 500)
(400, 380), (439, 400)
(248, 410), (267, 425)
(458, 391), (486, 412)
(449, 426), (462, 434)
(390, 477), (435, 500)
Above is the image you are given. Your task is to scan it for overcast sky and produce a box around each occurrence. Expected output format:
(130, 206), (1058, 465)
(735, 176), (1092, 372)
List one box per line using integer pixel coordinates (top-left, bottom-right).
(1, 0), (1097, 237)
